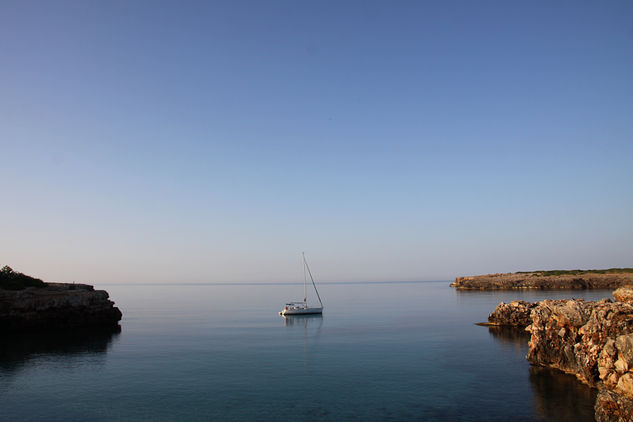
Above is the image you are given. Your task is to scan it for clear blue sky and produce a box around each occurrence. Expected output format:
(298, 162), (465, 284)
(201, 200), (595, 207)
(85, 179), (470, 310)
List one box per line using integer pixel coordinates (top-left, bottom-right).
(1, 0), (632, 283)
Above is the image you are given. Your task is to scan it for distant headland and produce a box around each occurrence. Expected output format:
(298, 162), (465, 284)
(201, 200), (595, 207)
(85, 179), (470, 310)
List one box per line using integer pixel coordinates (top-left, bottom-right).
(0, 266), (122, 332)
(451, 268), (633, 290)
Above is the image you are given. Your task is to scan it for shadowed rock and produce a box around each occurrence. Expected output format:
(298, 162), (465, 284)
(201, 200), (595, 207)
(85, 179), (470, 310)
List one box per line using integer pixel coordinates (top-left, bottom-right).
(595, 385), (633, 422)
(0, 283), (122, 332)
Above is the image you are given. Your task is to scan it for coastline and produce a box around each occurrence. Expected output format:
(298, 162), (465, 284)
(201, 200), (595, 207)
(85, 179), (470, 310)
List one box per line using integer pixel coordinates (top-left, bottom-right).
(451, 269), (633, 290)
(483, 286), (633, 421)
(0, 282), (122, 332)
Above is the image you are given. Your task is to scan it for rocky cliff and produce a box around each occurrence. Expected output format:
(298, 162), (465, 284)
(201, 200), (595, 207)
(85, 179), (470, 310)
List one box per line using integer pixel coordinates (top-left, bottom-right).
(0, 283), (122, 331)
(485, 300), (537, 326)
(452, 271), (633, 290)
(486, 290), (633, 421)
(614, 286), (633, 303)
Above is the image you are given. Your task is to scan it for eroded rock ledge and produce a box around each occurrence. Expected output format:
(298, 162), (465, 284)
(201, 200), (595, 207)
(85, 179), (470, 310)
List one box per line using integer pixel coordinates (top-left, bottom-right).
(486, 300), (537, 326)
(0, 283), (122, 331)
(487, 289), (633, 421)
(614, 286), (633, 303)
(453, 271), (633, 290)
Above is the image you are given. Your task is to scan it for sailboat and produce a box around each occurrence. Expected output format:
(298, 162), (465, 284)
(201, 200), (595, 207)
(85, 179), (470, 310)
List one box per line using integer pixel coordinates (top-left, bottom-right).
(279, 253), (324, 315)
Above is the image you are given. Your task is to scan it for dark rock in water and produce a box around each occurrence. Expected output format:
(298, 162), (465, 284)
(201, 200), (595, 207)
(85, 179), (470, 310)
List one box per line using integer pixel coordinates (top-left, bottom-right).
(0, 283), (122, 332)
(487, 300), (537, 326)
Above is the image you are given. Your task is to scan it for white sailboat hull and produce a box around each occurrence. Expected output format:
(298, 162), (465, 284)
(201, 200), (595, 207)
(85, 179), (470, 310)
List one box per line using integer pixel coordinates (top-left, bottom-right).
(280, 306), (323, 315)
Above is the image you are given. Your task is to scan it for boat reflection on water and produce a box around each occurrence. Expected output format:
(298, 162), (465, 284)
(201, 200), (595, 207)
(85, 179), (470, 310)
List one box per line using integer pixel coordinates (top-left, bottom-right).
(280, 313), (323, 328)
(280, 314), (323, 352)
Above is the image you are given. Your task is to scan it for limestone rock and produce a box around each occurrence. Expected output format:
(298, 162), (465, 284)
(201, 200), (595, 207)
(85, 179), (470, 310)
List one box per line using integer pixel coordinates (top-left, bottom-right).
(0, 283), (122, 331)
(527, 299), (633, 386)
(493, 296), (633, 420)
(617, 334), (633, 365)
(615, 359), (629, 375)
(617, 374), (633, 397)
(595, 386), (633, 422)
(487, 300), (537, 326)
(614, 286), (633, 303)
(520, 299), (633, 421)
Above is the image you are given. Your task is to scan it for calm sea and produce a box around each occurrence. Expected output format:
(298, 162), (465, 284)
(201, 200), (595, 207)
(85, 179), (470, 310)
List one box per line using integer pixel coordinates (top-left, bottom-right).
(0, 281), (609, 421)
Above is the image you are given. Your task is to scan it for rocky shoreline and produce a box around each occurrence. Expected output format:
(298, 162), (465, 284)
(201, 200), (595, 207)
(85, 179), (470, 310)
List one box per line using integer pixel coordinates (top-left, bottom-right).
(452, 271), (633, 290)
(486, 286), (633, 421)
(0, 282), (122, 332)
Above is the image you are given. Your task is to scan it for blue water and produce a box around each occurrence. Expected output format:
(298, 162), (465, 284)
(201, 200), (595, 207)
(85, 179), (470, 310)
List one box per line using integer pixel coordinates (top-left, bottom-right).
(0, 281), (608, 421)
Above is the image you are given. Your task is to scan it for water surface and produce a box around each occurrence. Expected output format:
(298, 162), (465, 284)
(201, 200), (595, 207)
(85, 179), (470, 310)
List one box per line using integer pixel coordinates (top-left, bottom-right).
(0, 282), (609, 421)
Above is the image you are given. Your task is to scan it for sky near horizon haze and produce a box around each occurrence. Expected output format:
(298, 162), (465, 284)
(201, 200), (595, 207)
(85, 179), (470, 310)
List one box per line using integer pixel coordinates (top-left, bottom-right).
(1, 0), (632, 284)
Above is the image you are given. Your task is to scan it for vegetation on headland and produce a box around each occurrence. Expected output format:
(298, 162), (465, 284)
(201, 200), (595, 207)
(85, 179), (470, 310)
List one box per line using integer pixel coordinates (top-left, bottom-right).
(0, 266), (46, 290)
(452, 268), (633, 290)
(515, 268), (633, 277)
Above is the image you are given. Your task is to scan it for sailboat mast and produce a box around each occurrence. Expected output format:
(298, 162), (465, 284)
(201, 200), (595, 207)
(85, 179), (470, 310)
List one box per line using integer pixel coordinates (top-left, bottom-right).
(303, 252), (307, 303)
(303, 253), (323, 308)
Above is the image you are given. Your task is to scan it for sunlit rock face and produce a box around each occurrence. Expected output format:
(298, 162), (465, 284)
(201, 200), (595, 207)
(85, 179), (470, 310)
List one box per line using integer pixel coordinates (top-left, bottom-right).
(599, 334), (633, 397)
(0, 283), (122, 331)
(526, 299), (633, 385)
(486, 294), (633, 421)
(525, 299), (633, 421)
(487, 300), (537, 326)
(613, 286), (633, 303)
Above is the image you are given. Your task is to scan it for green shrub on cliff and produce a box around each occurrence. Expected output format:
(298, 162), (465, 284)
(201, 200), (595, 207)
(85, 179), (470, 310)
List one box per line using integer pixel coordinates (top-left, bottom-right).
(516, 268), (633, 276)
(0, 266), (46, 290)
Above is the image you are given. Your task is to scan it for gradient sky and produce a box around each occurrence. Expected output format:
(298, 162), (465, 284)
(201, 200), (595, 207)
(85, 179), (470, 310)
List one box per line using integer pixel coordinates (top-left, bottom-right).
(1, 0), (632, 284)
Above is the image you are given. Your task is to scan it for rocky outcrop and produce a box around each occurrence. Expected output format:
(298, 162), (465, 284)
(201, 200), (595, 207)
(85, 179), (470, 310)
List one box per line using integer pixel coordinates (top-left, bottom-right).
(452, 271), (633, 290)
(0, 283), (122, 331)
(486, 300), (537, 326)
(526, 299), (633, 385)
(595, 334), (633, 421)
(595, 385), (633, 422)
(614, 286), (633, 303)
(488, 294), (633, 421)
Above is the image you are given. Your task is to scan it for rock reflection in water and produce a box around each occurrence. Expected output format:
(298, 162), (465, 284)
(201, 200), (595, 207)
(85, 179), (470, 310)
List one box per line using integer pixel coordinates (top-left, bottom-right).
(487, 325), (596, 422)
(487, 325), (531, 351)
(0, 327), (120, 372)
(529, 366), (596, 422)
